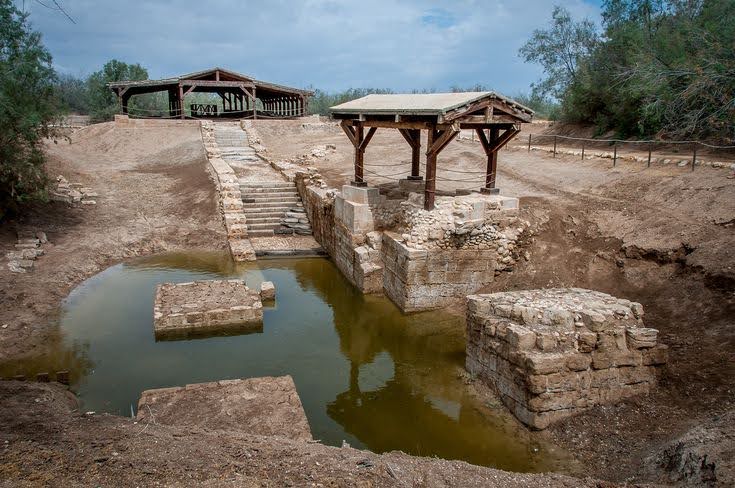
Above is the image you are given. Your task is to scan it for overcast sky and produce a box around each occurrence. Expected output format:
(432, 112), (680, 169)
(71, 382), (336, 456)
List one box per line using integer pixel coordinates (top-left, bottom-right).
(21, 0), (601, 95)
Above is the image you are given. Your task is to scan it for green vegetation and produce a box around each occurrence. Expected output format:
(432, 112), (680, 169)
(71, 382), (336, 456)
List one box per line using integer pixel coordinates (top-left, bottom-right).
(307, 88), (394, 115)
(0, 0), (59, 219)
(521, 0), (735, 141)
(86, 60), (149, 122)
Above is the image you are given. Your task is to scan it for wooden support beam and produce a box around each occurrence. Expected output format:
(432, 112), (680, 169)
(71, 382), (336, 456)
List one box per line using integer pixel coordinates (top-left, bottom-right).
(361, 126), (377, 151)
(425, 128), (438, 210)
(340, 120), (358, 147)
(426, 126), (460, 157)
(253, 87), (257, 119)
(398, 128), (422, 178)
(354, 123), (365, 184)
(338, 119), (455, 131)
(178, 84), (185, 119)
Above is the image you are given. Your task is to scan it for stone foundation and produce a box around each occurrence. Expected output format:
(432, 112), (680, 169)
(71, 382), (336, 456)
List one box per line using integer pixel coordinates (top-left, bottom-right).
(466, 288), (668, 429)
(294, 172), (531, 311)
(153, 280), (263, 339)
(137, 376), (312, 441)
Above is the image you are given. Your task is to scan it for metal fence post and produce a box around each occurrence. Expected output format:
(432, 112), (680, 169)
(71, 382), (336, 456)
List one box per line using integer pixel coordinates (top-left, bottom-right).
(553, 136), (557, 158)
(692, 143), (697, 172)
(647, 143), (652, 168)
(527, 133), (531, 152)
(613, 143), (617, 167)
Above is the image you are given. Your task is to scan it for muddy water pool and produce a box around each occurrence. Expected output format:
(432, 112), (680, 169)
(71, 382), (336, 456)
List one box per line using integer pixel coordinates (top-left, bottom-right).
(5, 252), (573, 472)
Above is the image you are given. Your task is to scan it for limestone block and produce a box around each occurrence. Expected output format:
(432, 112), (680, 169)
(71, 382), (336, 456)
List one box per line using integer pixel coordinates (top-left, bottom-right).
(154, 280), (263, 339)
(626, 327), (658, 349)
(260, 281), (276, 301)
(341, 185), (381, 205)
(335, 197), (374, 233)
(466, 288), (666, 430)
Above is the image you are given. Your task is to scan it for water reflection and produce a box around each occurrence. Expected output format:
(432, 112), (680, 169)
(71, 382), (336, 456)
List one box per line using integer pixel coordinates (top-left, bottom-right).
(13, 252), (572, 473)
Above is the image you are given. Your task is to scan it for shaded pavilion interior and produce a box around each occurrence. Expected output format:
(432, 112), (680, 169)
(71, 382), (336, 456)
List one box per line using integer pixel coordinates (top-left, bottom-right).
(329, 92), (534, 210)
(108, 67), (312, 119)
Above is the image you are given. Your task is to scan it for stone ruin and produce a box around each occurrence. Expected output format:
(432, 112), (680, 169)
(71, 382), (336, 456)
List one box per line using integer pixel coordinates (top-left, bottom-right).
(466, 288), (668, 429)
(153, 280), (266, 340)
(295, 174), (530, 312)
(137, 375), (312, 441)
(50, 175), (98, 205)
(6, 230), (47, 273)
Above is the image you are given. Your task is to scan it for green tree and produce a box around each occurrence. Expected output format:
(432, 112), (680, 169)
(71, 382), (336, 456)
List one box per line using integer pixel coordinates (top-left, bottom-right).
(519, 6), (599, 99)
(55, 72), (89, 114)
(0, 0), (60, 219)
(87, 59), (148, 122)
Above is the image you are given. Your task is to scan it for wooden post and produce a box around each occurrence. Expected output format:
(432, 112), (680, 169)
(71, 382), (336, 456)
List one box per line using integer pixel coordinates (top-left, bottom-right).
(410, 129), (421, 179)
(486, 128), (499, 190)
(253, 87), (257, 119)
(581, 142), (585, 160)
(648, 143), (652, 168)
(178, 84), (185, 119)
(399, 128), (422, 180)
(340, 121), (376, 187)
(528, 133), (531, 152)
(425, 127), (437, 210)
(613, 143), (617, 167)
(553, 136), (557, 158)
(691, 143), (697, 171)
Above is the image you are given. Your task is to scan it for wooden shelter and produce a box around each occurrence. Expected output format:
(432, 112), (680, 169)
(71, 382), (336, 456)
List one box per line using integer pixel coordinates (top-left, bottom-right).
(108, 67), (312, 119)
(330, 92), (533, 210)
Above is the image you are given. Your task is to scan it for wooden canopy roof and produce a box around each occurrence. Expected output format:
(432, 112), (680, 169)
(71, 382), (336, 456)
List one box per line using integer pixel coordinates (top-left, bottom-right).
(108, 67), (312, 98)
(330, 92), (533, 210)
(108, 67), (312, 120)
(330, 92), (533, 127)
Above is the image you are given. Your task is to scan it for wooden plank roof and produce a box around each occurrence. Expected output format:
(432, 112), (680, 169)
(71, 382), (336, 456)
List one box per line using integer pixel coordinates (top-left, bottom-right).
(108, 67), (312, 96)
(330, 92), (533, 123)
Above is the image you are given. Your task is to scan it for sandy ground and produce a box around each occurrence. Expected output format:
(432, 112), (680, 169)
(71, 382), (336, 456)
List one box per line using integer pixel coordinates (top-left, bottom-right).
(0, 380), (598, 488)
(255, 118), (735, 486)
(0, 122), (225, 364)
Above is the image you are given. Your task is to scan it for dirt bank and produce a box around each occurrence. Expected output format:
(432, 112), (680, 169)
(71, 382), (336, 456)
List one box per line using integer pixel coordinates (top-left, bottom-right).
(255, 119), (735, 486)
(0, 122), (225, 365)
(0, 380), (601, 487)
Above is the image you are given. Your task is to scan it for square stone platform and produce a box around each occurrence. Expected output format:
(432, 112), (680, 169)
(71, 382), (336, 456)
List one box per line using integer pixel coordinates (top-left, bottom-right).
(466, 288), (668, 430)
(153, 280), (263, 340)
(136, 376), (312, 440)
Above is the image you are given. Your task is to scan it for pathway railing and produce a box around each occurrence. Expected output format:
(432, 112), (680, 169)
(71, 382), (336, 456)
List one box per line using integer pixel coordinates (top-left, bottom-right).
(522, 133), (735, 171)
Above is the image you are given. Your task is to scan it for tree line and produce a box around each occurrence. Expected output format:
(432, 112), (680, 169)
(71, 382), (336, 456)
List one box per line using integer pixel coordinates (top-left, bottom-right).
(520, 0), (734, 142)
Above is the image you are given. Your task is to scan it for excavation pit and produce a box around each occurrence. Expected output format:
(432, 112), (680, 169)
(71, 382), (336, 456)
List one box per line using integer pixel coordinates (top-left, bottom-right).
(466, 288), (668, 430)
(153, 279), (263, 340)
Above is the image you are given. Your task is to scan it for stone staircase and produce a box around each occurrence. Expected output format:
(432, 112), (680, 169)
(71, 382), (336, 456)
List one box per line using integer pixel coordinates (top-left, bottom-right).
(212, 124), (260, 164)
(240, 181), (312, 237)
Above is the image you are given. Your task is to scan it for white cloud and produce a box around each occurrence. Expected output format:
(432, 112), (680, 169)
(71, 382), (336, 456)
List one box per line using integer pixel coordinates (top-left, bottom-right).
(24, 0), (601, 94)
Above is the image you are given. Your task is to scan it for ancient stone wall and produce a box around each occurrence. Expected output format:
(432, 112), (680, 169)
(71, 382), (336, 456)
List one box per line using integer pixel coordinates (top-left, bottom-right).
(381, 194), (528, 311)
(200, 121), (255, 261)
(466, 288), (668, 429)
(295, 174), (336, 256)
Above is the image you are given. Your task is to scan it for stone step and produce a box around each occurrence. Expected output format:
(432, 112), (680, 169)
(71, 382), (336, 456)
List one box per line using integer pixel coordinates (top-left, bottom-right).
(242, 207), (291, 215)
(247, 229), (275, 237)
(243, 202), (296, 209)
(241, 192), (299, 200)
(239, 181), (294, 189)
(247, 223), (282, 230)
(246, 216), (283, 224)
(239, 186), (297, 194)
(243, 196), (299, 204)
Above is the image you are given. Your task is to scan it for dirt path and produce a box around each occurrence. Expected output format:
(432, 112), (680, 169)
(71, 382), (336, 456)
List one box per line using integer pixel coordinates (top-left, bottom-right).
(0, 122), (225, 365)
(255, 119), (735, 486)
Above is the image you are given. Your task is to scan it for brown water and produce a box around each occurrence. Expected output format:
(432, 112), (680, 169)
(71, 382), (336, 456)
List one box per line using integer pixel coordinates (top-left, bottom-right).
(1, 252), (572, 473)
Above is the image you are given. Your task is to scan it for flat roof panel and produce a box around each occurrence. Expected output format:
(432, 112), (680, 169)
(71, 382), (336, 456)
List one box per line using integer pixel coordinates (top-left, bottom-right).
(330, 92), (493, 115)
